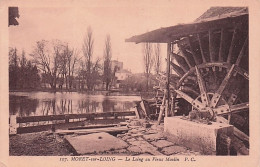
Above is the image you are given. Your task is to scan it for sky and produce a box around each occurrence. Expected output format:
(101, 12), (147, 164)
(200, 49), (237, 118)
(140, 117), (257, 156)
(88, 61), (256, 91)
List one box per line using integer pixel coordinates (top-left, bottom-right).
(8, 0), (212, 73)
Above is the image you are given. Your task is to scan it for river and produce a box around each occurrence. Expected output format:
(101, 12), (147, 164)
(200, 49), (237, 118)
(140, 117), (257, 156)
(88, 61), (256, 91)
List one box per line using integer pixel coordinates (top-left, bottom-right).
(9, 92), (141, 117)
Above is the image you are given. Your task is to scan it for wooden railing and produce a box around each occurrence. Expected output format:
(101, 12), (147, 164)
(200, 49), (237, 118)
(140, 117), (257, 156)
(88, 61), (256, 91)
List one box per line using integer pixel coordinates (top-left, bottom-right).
(9, 111), (136, 134)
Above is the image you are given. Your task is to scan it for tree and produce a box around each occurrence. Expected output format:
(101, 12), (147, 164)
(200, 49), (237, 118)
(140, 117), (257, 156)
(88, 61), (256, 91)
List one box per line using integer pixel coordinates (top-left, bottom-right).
(19, 50), (27, 89)
(57, 43), (80, 90)
(9, 48), (40, 90)
(82, 27), (101, 90)
(153, 43), (161, 75)
(143, 42), (153, 91)
(9, 47), (19, 89)
(30, 40), (64, 91)
(103, 35), (112, 90)
(66, 46), (80, 89)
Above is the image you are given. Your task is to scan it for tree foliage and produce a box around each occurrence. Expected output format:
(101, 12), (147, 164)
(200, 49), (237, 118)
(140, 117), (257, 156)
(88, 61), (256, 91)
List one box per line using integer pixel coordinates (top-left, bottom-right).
(103, 34), (112, 90)
(153, 43), (161, 75)
(82, 27), (102, 90)
(30, 40), (65, 90)
(143, 42), (153, 91)
(9, 48), (40, 89)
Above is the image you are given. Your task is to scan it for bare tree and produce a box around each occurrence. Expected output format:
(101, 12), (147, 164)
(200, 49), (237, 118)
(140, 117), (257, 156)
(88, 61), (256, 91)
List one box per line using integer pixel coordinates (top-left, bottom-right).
(30, 40), (64, 91)
(153, 43), (161, 75)
(143, 42), (153, 91)
(67, 47), (80, 89)
(82, 26), (101, 90)
(103, 34), (112, 90)
(59, 44), (80, 90)
(82, 27), (94, 90)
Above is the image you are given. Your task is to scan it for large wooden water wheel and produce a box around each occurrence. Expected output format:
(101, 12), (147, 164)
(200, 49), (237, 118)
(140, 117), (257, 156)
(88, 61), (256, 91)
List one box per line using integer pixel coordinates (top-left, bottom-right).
(169, 16), (249, 135)
(126, 7), (249, 154)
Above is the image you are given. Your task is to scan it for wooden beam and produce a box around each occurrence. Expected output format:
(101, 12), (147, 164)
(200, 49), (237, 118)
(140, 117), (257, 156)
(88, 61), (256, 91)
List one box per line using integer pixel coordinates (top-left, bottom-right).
(133, 106), (140, 119)
(230, 102), (249, 114)
(181, 86), (200, 96)
(217, 116), (249, 143)
(175, 90), (204, 110)
(197, 33), (207, 63)
(56, 126), (129, 136)
(126, 14), (248, 43)
(140, 100), (148, 118)
(9, 115), (17, 135)
(170, 93), (176, 116)
(170, 52), (189, 72)
(227, 28), (239, 63)
(16, 111), (136, 123)
(166, 43), (171, 117)
(210, 65), (235, 108)
(195, 66), (210, 106)
(236, 36), (248, 66)
(157, 89), (166, 125)
(178, 44), (193, 68)
(170, 61), (185, 76)
(209, 29), (217, 62)
(187, 37), (200, 65)
(218, 28), (226, 62)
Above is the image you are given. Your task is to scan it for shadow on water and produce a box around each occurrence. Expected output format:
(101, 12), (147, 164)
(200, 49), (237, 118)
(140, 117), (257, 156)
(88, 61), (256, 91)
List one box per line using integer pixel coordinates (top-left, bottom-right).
(9, 92), (141, 117)
(9, 95), (39, 116)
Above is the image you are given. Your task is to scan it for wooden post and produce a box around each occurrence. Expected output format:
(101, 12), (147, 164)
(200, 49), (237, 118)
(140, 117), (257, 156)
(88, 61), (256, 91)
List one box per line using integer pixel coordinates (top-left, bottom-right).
(134, 106), (140, 119)
(157, 89), (166, 125)
(65, 115), (69, 123)
(166, 43), (171, 117)
(9, 115), (18, 135)
(140, 100), (148, 118)
(170, 94), (176, 116)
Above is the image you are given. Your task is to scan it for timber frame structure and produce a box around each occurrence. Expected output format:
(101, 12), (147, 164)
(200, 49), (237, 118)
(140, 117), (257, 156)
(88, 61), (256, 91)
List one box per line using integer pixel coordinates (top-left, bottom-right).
(126, 7), (249, 150)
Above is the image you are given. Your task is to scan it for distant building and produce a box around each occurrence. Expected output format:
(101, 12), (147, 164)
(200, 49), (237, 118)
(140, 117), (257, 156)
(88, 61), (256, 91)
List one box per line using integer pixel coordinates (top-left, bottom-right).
(109, 60), (132, 89)
(111, 60), (123, 72)
(115, 69), (132, 82)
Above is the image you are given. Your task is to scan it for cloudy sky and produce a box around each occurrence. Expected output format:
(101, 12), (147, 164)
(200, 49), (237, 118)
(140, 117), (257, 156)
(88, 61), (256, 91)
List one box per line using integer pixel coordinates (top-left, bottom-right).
(8, 0), (228, 73)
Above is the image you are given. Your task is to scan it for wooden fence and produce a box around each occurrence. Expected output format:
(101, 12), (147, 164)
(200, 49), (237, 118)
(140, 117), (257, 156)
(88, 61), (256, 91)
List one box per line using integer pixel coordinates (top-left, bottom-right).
(10, 111), (136, 134)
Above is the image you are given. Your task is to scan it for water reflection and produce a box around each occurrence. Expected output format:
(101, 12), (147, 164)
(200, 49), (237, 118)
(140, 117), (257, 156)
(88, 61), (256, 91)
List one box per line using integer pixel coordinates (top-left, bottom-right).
(9, 92), (141, 117)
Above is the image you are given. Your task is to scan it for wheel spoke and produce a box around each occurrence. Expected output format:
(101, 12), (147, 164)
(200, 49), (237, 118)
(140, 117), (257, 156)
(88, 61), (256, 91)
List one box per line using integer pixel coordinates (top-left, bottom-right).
(218, 28), (225, 62)
(215, 102), (249, 116)
(227, 28), (239, 63)
(178, 44), (193, 68)
(170, 61), (185, 76)
(230, 102), (249, 114)
(213, 104), (230, 115)
(181, 86), (200, 97)
(236, 36), (248, 66)
(187, 37), (200, 65)
(210, 64), (235, 108)
(175, 89), (204, 110)
(197, 33), (207, 63)
(195, 66), (210, 106)
(170, 52), (189, 72)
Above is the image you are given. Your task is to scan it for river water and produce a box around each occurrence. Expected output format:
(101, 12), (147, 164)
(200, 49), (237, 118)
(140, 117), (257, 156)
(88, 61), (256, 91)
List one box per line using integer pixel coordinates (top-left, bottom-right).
(9, 92), (141, 117)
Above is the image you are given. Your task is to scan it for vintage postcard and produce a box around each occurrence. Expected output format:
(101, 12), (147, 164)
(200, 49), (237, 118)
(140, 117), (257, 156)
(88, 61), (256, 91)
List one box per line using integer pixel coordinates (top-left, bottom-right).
(0, 0), (260, 166)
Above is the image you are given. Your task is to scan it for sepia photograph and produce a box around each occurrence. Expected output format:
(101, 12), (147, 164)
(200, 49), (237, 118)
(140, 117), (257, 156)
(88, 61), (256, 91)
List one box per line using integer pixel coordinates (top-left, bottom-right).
(1, 0), (260, 166)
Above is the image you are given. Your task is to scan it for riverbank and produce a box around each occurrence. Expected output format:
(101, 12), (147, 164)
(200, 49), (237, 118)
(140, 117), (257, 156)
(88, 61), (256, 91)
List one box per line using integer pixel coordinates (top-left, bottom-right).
(10, 131), (71, 156)
(9, 89), (156, 98)
(9, 119), (201, 156)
